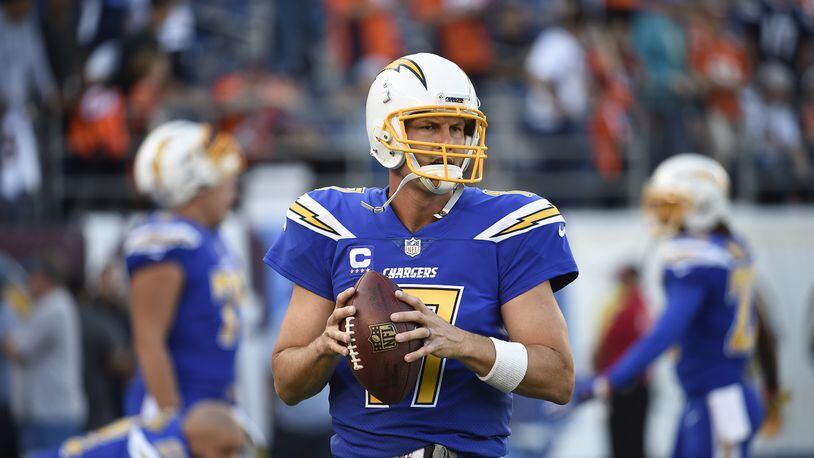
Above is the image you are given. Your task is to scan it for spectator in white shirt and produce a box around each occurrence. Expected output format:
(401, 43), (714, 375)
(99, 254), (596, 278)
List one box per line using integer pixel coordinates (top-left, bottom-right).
(742, 61), (812, 200)
(0, 0), (58, 110)
(0, 97), (41, 221)
(524, 0), (588, 135)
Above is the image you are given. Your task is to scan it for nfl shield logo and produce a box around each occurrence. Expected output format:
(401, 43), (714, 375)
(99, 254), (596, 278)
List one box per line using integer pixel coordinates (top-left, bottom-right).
(404, 238), (421, 257)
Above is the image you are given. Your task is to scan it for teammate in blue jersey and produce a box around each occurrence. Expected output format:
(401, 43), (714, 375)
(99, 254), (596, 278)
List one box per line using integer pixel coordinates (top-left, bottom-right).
(575, 154), (770, 457)
(264, 53), (579, 458)
(33, 400), (246, 458)
(123, 121), (246, 418)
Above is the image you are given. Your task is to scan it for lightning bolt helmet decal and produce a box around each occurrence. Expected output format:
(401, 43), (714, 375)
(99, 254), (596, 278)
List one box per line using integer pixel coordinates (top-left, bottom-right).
(382, 58), (428, 89)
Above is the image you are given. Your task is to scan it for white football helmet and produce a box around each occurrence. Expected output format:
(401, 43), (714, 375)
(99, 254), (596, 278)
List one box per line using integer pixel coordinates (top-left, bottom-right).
(134, 120), (245, 208)
(365, 53), (488, 194)
(643, 153), (731, 234)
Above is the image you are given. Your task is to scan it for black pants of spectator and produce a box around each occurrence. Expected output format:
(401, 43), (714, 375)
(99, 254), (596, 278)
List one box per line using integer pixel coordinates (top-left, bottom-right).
(608, 381), (649, 458)
(0, 403), (19, 458)
(271, 425), (332, 458)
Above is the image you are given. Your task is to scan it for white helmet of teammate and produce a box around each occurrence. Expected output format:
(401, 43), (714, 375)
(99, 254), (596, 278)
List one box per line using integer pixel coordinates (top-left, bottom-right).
(643, 153), (731, 234)
(366, 53), (488, 194)
(134, 120), (245, 208)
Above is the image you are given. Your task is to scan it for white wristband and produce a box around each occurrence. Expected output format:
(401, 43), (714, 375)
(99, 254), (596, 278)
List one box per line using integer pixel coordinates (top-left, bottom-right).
(477, 337), (528, 393)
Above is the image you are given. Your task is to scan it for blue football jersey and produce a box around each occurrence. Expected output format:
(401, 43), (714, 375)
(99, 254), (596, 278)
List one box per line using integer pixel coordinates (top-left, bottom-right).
(607, 233), (759, 397)
(123, 212), (244, 413)
(34, 414), (188, 458)
(264, 186), (578, 458)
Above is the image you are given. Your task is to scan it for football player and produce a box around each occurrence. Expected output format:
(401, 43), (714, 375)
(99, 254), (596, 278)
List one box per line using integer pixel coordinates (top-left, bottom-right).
(123, 121), (246, 418)
(264, 53), (579, 457)
(33, 400), (246, 458)
(574, 154), (767, 457)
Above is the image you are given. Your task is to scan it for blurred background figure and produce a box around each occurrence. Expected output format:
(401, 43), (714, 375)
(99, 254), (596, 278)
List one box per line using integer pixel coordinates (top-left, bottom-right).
(1, 253), (86, 454)
(324, 0), (402, 84)
(591, 265), (651, 458)
(123, 120), (246, 419)
(584, 8), (637, 189)
(575, 154), (771, 457)
(0, 95), (41, 222)
(0, 0), (59, 111)
(742, 62), (812, 202)
(78, 260), (133, 430)
(687, 0), (750, 170)
(410, 0), (494, 84)
(0, 253), (26, 458)
(65, 42), (131, 213)
(523, 0), (590, 175)
(631, 0), (694, 169)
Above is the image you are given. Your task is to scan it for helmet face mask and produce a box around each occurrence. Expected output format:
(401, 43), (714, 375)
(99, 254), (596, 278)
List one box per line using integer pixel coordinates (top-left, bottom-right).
(642, 186), (691, 235)
(381, 105), (488, 186)
(366, 54), (488, 192)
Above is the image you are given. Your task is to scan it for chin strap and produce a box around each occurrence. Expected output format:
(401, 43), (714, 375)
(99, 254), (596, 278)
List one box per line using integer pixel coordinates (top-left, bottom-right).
(433, 184), (464, 219)
(361, 172), (420, 214)
(361, 175), (464, 219)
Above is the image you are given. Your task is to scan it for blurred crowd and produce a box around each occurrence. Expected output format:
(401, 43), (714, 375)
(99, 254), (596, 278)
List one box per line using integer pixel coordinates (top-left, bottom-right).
(1, 1), (814, 454)
(1, 0), (814, 218)
(0, 250), (132, 455)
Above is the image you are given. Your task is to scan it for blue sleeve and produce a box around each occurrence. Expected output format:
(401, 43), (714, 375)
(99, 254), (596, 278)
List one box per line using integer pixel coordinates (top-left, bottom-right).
(498, 222), (578, 305)
(125, 246), (192, 276)
(263, 219), (336, 301)
(606, 268), (707, 390)
(123, 222), (201, 276)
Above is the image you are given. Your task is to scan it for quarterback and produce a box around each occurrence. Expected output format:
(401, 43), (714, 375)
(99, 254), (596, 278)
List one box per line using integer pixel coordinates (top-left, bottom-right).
(576, 154), (766, 457)
(265, 53), (579, 457)
(123, 121), (246, 417)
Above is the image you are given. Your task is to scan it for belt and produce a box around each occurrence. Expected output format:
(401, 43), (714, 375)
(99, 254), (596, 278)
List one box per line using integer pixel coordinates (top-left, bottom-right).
(398, 444), (458, 458)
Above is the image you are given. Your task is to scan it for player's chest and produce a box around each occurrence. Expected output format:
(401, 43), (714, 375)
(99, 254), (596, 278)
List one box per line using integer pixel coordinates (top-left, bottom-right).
(331, 238), (500, 331)
(183, 241), (244, 308)
(334, 237), (495, 279)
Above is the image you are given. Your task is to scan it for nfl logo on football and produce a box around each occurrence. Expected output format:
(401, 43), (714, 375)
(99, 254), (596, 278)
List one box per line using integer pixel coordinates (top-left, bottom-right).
(404, 238), (421, 257)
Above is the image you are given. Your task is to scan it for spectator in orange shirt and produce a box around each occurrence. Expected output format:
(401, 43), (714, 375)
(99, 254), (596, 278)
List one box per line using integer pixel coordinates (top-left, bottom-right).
(66, 43), (130, 168)
(325, 0), (402, 82)
(64, 42), (132, 212)
(410, 0), (494, 82)
(586, 13), (638, 183)
(688, 0), (750, 167)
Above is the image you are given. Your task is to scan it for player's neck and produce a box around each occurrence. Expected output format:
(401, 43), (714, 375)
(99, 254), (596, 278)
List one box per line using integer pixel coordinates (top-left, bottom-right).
(175, 201), (217, 229)
(388, 178), (451, 233)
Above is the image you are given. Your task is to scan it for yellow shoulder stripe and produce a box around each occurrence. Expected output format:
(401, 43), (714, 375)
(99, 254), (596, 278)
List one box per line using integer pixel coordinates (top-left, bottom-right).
(493, 206), (560, 238)
(289, 201), (340, 236)
(318, 186), (366, 194)
(482, 189), (535, 198)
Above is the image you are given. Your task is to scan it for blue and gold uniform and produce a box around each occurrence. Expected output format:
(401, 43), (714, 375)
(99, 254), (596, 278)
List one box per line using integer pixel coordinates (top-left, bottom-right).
(33, 414), (188, 458)
(264, 186), (578, 458)
(123, 213), (244, 415)
(604, 233), (764, 457)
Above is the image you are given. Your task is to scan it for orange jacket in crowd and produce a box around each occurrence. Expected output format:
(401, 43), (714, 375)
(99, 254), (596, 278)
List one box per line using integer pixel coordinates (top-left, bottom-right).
(410, 0), (493, 77)
(689, 24), (750, 122)
(67, 86), (131, 160)
(325, 0), (403, 72)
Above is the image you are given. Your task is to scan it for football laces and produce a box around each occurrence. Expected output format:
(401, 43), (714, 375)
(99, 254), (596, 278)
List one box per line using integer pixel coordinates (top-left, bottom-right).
(344, 316), (364, 370)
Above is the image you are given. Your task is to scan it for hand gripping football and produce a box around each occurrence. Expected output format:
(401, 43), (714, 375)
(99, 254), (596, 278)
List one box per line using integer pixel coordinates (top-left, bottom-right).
(340, 270), (422, 405)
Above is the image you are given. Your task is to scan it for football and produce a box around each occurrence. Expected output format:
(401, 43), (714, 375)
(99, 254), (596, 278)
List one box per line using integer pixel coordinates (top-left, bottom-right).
(340, 270), (422, 405)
